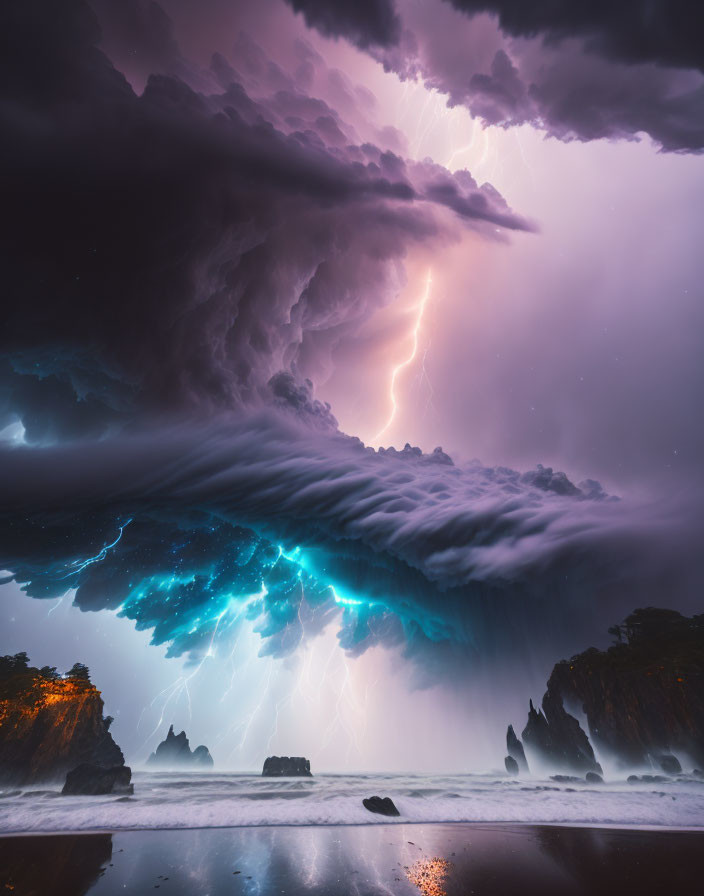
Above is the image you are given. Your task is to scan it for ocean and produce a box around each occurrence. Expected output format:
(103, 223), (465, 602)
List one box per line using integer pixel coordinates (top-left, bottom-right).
(2, 770), (704, 833)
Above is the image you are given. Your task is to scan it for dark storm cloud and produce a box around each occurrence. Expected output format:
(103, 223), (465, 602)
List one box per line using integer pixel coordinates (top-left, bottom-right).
(523, 56), (704, 151)
(0, 0), (528, 443)
(1, 414), (700, 673)
(90, 0), (182, 75)
(267, 373), (338, 430)
(284, 0), (704, 151)
(447, 1), (704, 73)
(460, 44), (704, 151)
(284, 0), (401, 49)
(280, 0), (704, 72)
(403, 0), (704, 152)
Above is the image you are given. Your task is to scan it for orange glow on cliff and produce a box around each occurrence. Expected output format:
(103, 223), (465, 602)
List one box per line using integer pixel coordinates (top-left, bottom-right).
(0, 676), (97, 722)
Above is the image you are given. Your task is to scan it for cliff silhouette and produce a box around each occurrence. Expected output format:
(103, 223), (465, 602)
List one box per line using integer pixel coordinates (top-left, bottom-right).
(0, 653), (123, 785)
(506, 608), (704, 775)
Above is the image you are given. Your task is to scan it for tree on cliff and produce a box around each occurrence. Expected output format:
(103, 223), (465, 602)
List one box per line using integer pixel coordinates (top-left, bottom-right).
(66, 662), (91, 682)
(607, 607), (699, 647)
(0, 652), (29, 677)
(39, 665), (60, 680)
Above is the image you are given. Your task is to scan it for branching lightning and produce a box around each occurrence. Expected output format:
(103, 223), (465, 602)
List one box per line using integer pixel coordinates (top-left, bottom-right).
(372, 269), (433, 445)
(40, 503), (388, 768)
(60, 518), (132, 579)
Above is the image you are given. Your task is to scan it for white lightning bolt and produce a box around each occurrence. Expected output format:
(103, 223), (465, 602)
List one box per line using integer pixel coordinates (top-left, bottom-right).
(137, 601), (238, 747)
(372, 269), (433, 445)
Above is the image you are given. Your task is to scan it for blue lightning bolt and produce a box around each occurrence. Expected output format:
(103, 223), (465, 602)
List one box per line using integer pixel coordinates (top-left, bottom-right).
(60, 518), (132, 579)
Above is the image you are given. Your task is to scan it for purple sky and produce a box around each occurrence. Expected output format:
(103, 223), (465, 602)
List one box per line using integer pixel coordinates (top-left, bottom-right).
(96, 0), (704, 491)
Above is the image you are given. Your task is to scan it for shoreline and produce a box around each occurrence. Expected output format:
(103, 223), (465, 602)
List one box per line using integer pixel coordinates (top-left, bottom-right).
(1, 819), (704, 837)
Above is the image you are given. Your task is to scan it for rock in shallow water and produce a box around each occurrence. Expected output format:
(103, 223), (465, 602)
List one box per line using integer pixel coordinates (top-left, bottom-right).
(362, 796), (400, 817)
(62, 763), (133, 795)
(627, 774), (670, 784)
(192, 744), (214, 767)
(504, 755), (519, 775)
(585, 771), (603, 784)
(506, 725), (529, 773)
(262, 756), (312, 777)
(657, 754), (682, 775)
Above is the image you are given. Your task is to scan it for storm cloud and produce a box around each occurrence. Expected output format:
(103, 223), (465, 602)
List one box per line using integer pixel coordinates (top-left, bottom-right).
(447, 1), (704, 73)
(284, 0), (402, 50)
(1, 412), (700, 678)
(0, 0), (528, 443)
(287, 0), (704, 151)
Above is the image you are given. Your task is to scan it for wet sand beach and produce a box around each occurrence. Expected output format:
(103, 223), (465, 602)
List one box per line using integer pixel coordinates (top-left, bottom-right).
(2, 823), (704, 896)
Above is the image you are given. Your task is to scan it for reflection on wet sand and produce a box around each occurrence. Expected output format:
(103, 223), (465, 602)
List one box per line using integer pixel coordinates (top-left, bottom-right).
(0, 833), (112, 896)
(1, 824), (703, 896)
(534, 825), (704, 895)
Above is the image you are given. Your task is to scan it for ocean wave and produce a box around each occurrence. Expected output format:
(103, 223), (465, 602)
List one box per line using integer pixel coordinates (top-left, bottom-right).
(1, 772), (703, 834)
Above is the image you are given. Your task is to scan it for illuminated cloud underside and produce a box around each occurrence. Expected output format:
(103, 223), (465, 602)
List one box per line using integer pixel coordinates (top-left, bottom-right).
(2, 411), (697, 680)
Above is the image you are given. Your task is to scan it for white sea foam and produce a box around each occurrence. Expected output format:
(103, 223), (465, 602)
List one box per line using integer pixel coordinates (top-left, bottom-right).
(1, 771), (703, 834)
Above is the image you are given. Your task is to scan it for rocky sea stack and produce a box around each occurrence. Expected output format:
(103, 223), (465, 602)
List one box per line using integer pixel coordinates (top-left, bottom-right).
(147, 725), (214, 768)
(505, 608), (704, 775)
(262, 756), (312, 777)
(0, 652), (125, 786)
(505, 723), (529, 774)
(522, 695), (603, 776)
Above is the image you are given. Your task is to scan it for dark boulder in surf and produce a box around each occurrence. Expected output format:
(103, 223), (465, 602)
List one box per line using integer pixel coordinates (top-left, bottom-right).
(62, 763), (133, 795)
(363, 795), (400, 816)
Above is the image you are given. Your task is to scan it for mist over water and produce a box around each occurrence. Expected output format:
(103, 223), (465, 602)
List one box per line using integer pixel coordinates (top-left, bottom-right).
(2, 771), (703, 833)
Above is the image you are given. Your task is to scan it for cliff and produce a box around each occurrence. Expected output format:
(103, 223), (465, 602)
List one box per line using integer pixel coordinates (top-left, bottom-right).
(510, 608), (704, 774)
(0, 653), (124, 786)
(547, 608), (704, 768)
(147, 724), (214, 768)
